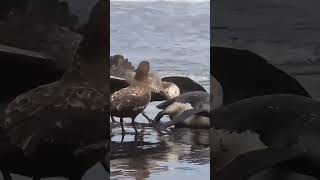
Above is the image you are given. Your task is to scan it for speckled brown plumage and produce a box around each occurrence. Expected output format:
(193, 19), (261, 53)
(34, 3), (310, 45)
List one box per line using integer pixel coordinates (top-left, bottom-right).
(111, 61), (151, 134)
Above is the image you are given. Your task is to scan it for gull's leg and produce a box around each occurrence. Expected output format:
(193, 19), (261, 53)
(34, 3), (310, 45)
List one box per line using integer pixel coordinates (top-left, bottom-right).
(131, 117), (138, 134)
(120, 118), (125, 135)
(142, 111), (153, 123)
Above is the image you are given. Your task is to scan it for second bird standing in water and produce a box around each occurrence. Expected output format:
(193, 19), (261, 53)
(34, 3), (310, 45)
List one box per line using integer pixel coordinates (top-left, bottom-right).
(111, 61), (151, 134)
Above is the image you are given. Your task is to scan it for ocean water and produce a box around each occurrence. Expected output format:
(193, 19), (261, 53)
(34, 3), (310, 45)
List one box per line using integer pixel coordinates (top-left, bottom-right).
(111, 0), (210, 90)
(110, 0), (210, 180)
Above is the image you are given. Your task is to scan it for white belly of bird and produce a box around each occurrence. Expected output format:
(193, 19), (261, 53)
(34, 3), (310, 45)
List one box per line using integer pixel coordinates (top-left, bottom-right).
(165, 102), (209, 128)
(180, 115), (209, 127)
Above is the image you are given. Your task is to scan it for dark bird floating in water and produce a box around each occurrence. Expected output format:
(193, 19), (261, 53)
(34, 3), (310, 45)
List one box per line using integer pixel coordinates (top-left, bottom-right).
(0, 0), (109, 179)
(111, 61), (152, 135)
(211, 94), (320, 180)
(211, 46), (310, 104)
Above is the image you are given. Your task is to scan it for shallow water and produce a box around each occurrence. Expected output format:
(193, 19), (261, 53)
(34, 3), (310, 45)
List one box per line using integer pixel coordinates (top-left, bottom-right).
(111, 127), (209, 180)
(110, 101), (210, 180)
(110, 0), (210, 179)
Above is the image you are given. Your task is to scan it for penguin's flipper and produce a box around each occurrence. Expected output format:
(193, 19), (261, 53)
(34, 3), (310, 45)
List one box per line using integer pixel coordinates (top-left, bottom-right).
(215, 147), (305, 180)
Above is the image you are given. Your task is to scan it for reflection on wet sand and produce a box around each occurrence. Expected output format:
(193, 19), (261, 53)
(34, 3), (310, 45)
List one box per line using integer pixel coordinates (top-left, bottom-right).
(110, 125), (210, 180)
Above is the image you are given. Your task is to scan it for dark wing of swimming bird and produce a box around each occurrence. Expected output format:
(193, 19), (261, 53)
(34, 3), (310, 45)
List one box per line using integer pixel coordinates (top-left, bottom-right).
(215, 148), (305, 180)
(161, 76), (207, 94)
(110, 75), (131, 94)
(211, 46), (310, 104)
